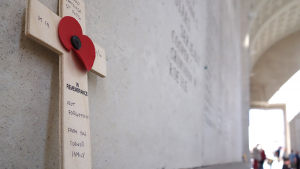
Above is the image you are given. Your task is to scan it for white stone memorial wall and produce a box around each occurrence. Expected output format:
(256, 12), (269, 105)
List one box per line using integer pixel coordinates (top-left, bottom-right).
(0, 0), (249, 168)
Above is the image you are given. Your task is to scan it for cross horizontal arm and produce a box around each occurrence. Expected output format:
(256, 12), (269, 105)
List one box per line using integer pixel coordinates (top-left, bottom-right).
(26, 0), (107, 77)
(25, 0), (65, 54)
(92, 43), (107, 77)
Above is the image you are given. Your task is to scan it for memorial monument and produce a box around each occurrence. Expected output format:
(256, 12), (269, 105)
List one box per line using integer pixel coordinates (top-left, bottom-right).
(0, 0), (250, 168)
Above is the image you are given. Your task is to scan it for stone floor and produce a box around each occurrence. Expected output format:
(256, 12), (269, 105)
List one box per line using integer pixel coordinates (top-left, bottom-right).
(194, 162), (251, 169)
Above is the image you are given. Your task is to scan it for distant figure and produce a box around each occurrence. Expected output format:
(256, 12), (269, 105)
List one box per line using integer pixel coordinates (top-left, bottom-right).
(260, 147), (266, 169)
(289, 150), (296, 168)
(295, 151), (300, 169)
(275, 147), (282, 158)
(282, 157), (291, 169)
(253, 144), (262, 169)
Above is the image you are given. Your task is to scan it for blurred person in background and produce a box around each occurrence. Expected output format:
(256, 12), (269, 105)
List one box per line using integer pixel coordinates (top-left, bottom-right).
(289, 150), (296, 168)
(295, 151), (300, 169)
(253, 144), (262, 169)
(260, 146), (266, 169)
(283, 157), (291, 169)
(276, 147), (282, 159)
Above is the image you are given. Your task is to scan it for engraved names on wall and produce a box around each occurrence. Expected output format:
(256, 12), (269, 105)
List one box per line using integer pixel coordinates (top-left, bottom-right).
(168, 0), (200, 92)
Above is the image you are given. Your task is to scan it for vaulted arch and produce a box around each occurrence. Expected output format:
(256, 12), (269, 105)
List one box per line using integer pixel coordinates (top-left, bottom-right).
(251, 30), (300, 102)
(250, 0), (300, 67)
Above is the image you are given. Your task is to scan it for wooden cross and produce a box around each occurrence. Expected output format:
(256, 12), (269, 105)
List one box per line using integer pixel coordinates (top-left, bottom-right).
(25, 0), (106, 168)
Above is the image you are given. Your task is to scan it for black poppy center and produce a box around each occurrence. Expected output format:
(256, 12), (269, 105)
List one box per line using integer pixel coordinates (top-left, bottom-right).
(71, 35), (81, 50)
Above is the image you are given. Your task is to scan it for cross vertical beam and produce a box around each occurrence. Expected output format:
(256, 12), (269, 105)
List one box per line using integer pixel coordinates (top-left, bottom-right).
(25, 0), (106, 168)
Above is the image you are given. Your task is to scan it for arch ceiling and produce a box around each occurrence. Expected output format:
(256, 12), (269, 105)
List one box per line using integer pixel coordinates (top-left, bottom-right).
(250, 0), (300, 67)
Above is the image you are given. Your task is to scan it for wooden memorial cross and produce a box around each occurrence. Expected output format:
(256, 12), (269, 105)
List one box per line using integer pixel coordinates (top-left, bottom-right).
(25, 0), (106, 168)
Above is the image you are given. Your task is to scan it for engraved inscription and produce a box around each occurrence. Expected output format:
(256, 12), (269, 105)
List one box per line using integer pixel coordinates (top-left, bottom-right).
(65, 0), (82, 20)
(169, 63), (187, 92)
(38, 15), (50, 28)
(67, 101), (75, 106)
(66, 99), (88, 158)
(68, 127), (87, 137)
(96, 49), (102, 58)
(66, 83), (88, 96)
(72, 151), (85, 158)
(70, 141), (85, 147)
(175, 0), (190, 30)
(80, 131), (86, 136)
(68, 127), (78, 134)
(168, 0), (199, 92)
(68, 110), (89, 119)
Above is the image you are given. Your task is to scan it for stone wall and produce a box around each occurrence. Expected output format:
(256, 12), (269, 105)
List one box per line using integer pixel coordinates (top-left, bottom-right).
(0, 0), (250, 168)
(290, 114), (300, 152)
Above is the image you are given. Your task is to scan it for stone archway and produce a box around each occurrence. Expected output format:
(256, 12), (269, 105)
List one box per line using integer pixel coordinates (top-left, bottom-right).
(251, 30), (300, 102)
(251, 102), (290, 154)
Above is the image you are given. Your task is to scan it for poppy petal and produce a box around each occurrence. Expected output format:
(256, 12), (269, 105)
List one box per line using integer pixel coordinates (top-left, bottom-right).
(58, 16), (82, 51)
(73, 35), (95, 71)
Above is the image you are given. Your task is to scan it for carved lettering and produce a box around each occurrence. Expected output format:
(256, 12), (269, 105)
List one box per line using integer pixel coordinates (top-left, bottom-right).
(80, 131), (86, 136)
(37, 15), (49, 28)
(67, 101), (75, 106)
(68, 110), (89, 119)
(68, 127), (78, 134)
(70, 141), (85, 147)
(66, 83), (88, 96)
(72, 151), (85, 158)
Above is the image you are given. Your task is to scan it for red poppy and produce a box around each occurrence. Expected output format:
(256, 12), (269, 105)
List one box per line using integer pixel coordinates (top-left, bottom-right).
(58, 16), (95, 71)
